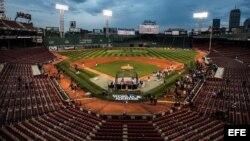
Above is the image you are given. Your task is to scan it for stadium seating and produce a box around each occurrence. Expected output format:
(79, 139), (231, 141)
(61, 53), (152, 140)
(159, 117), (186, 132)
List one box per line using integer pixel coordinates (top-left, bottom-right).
(2, 20), (23, 29)
(194, 43), (250, 64)
(193, 66), (250, 124)
(152, 108), (225, 141)
(193, 43), (210, 51)
(21, 23), (36, 31)
(92, 119), (164, 141)
(2, 43), (250, 140)
(0, 107), (102, 141)
(192, 43), (250, 125)
(239, 54), (250, 64)
(0, 21), (6, 28)
(0, 63), (64, 125)
(0, 47), (56, 63)
(0, 20), (36, 31)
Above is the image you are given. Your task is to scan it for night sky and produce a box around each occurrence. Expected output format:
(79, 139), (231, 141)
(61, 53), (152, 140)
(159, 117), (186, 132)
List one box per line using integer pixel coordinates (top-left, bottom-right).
(5, 0), (250, 31)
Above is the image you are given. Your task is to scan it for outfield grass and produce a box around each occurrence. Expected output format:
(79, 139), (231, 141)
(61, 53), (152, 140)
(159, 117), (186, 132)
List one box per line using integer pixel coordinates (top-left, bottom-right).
(106, 49), (148, 54)
(92, 60), (160, 77)
(59, 48), (198, 63)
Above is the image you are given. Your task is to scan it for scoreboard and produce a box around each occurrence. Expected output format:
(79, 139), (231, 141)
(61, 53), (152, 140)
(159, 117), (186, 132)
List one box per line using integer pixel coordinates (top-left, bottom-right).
(164, 29), (188, 36)
(139, 25), (159, 34)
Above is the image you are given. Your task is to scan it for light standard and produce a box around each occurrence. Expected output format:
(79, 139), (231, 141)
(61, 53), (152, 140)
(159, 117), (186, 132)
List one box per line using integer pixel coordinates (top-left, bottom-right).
(209, 26), (213, 53)
(103, 9), (112, 38)
(193, 12), (212, 52)
(55, 3), (69, 38)
(193, 12), (208, 34)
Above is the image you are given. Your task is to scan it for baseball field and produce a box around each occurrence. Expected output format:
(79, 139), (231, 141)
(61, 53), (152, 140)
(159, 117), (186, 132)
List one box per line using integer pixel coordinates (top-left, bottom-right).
(57, 47), (198, 100)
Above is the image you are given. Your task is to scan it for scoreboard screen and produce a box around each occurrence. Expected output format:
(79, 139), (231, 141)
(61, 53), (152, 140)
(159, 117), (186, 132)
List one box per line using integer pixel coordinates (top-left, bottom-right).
(139, 25), (159, 34)
(117, 29), (135, 35)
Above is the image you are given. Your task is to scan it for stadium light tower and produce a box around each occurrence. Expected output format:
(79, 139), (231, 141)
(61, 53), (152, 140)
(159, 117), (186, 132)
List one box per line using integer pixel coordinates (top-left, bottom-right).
(55, 3), (69, 38)
(193, 12), (208, 34)
(209, 26), (213, 53)
(103, 9), (112, 38)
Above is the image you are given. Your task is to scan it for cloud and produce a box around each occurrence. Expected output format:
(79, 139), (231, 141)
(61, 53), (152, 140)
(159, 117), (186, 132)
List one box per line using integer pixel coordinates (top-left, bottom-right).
(85, 0), (117, 16)
(239, 0), (250, 20)
(240, 0), (250, 7)
(5, 0), (250, 30)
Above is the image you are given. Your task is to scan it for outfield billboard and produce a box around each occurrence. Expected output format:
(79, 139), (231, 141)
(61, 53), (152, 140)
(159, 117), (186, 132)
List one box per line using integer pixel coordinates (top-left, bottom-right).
(69, 27), (81, 33)
(93, 29), (102, 34)
(79, 39), (93, 44)
(117, 28), (135, 35)
(46, 27), (59, 32)
(172, 31), (180, 35)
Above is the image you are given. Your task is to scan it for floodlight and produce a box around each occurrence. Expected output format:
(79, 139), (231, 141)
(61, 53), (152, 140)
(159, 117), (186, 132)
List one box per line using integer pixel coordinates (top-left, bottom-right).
(55, 3), (69, 37)
(193, 12), (208, 35)
(103, 9), (113, 38)
(55, 3), (69, 11)
(193, 12), (208, 19)
(103, 10), (112, 17)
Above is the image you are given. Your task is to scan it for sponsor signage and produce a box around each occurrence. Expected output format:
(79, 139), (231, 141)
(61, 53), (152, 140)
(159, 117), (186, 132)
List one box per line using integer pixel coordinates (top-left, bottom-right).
(79, 39), (92, 44)
(113, 94), (142, 101)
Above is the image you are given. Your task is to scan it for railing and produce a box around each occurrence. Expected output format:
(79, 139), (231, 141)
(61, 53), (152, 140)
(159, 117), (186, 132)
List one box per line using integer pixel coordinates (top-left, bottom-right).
(49, 77), (70, 102)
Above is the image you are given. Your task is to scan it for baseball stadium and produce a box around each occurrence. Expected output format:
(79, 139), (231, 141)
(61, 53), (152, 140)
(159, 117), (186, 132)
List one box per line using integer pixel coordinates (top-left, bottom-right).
(0, 0), (250, 141)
